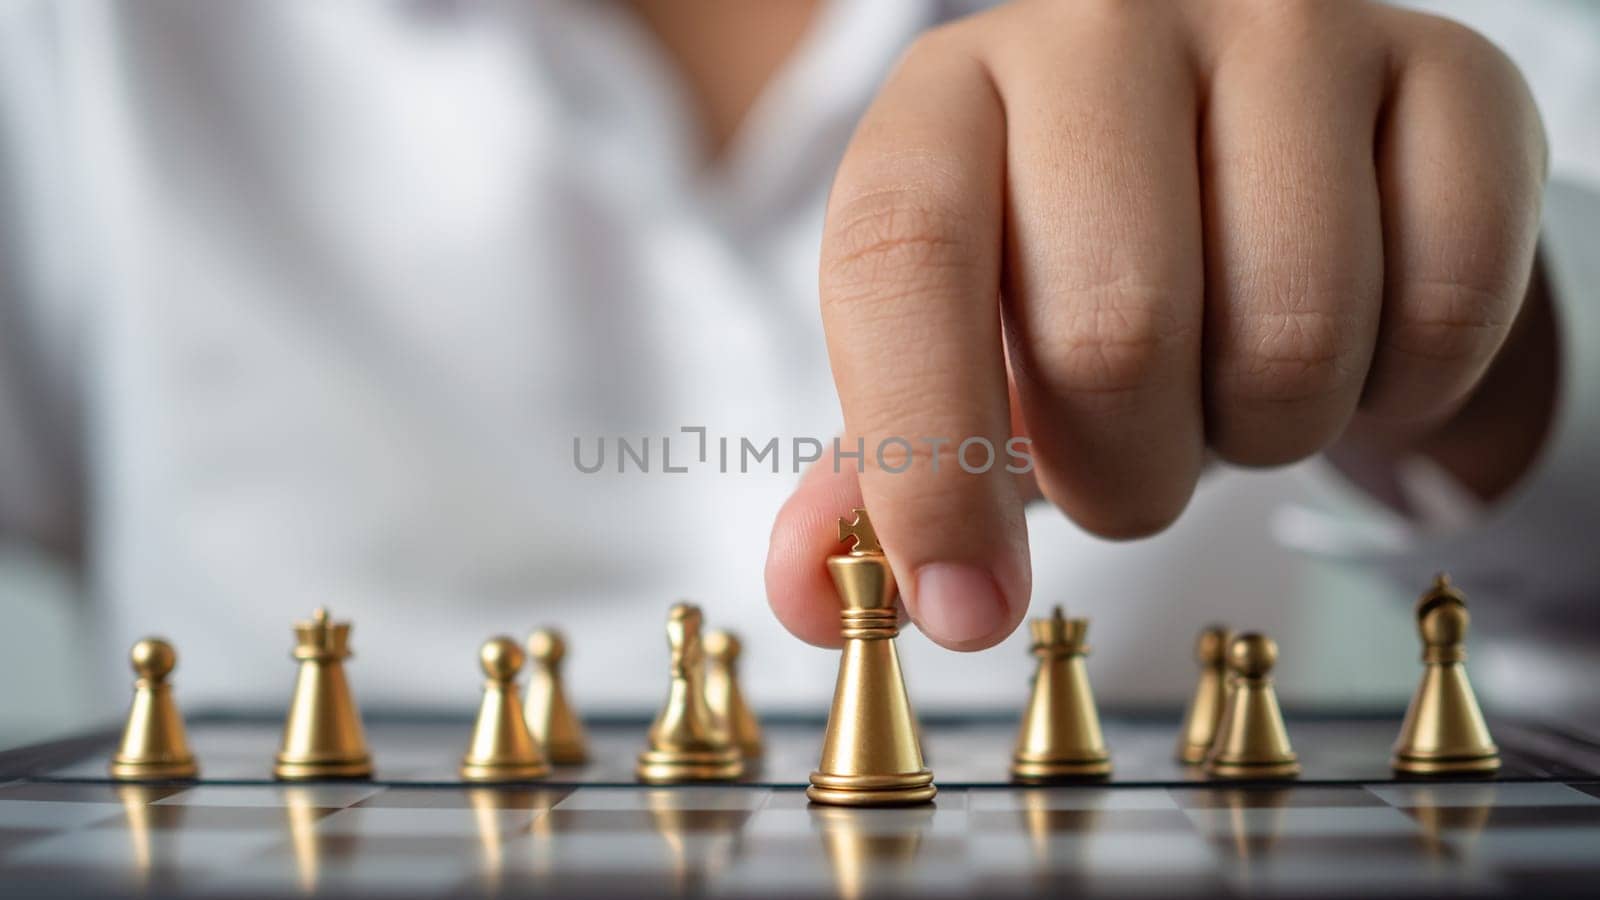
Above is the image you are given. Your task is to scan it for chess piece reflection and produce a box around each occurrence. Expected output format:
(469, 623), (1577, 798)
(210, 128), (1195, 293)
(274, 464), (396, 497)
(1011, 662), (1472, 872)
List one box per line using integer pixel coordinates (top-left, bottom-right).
(809, 508), (936, 806)
(117, 784), (171, 889)
(811, 804), (933, 900)
(704, 629), (763, 759)
(1011, 606), (1111, 781)
(1392, 575), (1500, 775)
(1177, 625), (1231, 765)
(274, 608), (373, 780)
(462, 636), (551, 782)
(524, 628), (588, 765)
(637, 603), (744, 783)
(646, 789), (743, 895)
(282, 785), (329, 894)
(1205, 634), (1299, 780)
(110, 638), (199, 781)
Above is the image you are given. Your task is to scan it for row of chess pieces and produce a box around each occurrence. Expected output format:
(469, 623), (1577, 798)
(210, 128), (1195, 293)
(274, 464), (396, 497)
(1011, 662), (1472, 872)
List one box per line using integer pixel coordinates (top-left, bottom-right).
(105, 509), (1502, 806)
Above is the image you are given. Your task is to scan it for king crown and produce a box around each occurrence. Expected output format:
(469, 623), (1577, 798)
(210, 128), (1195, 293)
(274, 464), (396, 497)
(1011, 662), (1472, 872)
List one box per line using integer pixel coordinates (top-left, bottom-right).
(837, 508), (882, 555)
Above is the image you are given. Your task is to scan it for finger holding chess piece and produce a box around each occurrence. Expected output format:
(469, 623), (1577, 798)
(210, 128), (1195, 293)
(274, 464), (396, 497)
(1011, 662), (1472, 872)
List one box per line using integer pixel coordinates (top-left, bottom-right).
(524, 628), (588, 765)
(462, 636), (550, 782)
(1205, 633), (1299, 780)
(110, 638), (199, 781)
(637, 603), (744, 783)
(1392, 574), (1500, 775)
(274, 608), (373, 780)
(1010, 606), (1111, 781)
(1177, 625), (1231, 765)
(704, 629), (763, 759)
(808, 508), (935, 806)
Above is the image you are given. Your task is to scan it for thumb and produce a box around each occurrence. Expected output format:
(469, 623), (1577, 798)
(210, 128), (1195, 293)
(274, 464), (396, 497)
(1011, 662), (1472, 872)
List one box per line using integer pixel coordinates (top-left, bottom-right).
(766, 443), (1032, 651)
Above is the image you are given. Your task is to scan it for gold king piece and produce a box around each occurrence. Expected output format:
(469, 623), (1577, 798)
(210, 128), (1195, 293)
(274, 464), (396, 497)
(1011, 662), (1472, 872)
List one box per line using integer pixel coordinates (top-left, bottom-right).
(273, 608), (374, 780)
(1392, 574), (1500, 775)
(807, 508), (936, 806)
(636, 603), (744, 783)
(110, 638), (199, 781)
(1176, 625), (1232, 764)
(1010, 606), (1111, 781)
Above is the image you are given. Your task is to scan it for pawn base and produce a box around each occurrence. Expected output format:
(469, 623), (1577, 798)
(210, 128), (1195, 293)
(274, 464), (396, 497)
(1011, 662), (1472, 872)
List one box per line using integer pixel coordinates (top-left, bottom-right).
(1206, 757), (1300, 780)
(1392, 751), (1500, 776)
(636, 748), (743, 783)
(1177, 743), (1212, 765)
(461, 759), (551, 782)
(273, 754), (374, 781)
(110, 757), (198, 782)
(1010, 755), (1112, 782)
(806, 770), (937, 807)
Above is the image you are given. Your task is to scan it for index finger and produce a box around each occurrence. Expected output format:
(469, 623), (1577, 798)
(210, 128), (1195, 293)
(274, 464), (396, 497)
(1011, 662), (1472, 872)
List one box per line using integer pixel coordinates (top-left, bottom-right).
(815, 27), (1028, 650)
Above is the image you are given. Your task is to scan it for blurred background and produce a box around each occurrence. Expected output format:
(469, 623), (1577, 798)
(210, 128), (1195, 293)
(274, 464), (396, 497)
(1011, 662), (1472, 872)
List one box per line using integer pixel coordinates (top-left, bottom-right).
(2, 0), (1597, 748)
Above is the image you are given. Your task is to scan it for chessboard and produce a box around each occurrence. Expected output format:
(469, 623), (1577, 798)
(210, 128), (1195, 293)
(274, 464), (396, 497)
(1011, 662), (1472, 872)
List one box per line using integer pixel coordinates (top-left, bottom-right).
(3, 713), (1600, 898)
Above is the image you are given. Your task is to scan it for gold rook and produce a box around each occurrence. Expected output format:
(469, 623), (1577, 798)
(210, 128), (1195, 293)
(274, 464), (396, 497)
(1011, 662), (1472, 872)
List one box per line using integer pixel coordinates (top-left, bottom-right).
(1010, 606), (1111, 781)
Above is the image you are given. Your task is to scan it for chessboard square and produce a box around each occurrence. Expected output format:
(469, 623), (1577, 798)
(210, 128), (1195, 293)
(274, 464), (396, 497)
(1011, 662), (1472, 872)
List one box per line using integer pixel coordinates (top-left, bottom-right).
(1458, 826), (1600, 867)
(0, 782), (188, 804)
(970, 808), (1194, 833)
(502, 831), (679, 869)
(1183, 806), (1421, 838)
(353, 786), (573, 810)
(7, 825), (286, 871)
(154, 784), (383, 809)
(0, 799), (125, 829)
(204, 853), (474, 895)
(554, 787), (769, 811)
(88, 804), (340, 831)
(1217, 852), (1502, 896)
(1170, 787), (1386, 809)
(542, 808), (752, 834)
(313, 806), (540, 837)
(972, 831), (1216, 876)
(967, 787), (1180, 812)
(1368, 782), (1600, 809)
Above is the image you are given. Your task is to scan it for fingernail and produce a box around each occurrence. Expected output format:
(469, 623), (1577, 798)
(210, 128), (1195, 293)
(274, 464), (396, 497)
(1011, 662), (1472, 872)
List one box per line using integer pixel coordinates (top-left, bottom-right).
(912, 563), (1007, 646)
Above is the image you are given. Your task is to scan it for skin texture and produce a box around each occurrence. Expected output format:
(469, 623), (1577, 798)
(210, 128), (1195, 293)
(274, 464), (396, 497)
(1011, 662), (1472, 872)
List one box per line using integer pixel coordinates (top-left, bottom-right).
(626, 1), (1554, 652)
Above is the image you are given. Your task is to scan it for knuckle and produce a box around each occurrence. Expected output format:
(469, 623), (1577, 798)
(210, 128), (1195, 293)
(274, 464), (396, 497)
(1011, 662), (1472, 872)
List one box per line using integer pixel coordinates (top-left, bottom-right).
(1023, 280), (1192, 403)
(1222, 308), (1359, 409)
(1381, 280), (1513, 366)
(819, 186), (978, 309)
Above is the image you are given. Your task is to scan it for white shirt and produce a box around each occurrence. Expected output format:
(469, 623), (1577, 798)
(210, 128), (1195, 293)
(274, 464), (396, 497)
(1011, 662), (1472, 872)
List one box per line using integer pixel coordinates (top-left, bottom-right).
(0, 0), (1596, 727)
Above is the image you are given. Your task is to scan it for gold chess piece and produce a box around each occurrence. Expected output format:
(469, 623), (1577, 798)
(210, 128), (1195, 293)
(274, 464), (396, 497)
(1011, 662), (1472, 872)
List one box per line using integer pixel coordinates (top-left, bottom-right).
(524, 628), (589, 765)
(1010, 606), (1112, 781)
(1177, 625), (1232, 765)
(704, 629), (763, 759)
(1205, 633), (1300, 780)
(808, 508), (936, 806)
(110, 638), (199, 781)
(273, 608), (374, 780)
(462, 636), (551, 782)
(637, 603), (744, 783)
(1392, 574), (1500, 775)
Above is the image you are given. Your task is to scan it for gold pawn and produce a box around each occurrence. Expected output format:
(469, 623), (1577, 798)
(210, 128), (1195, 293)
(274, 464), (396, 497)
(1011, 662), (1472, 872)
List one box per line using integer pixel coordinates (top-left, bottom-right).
(110, 638), (198, 781)
(1392, 574), (1500, 775)
(273, 608), (373, 780)
(524, 628), (589, 765)
(1010, 606), (1111, 781)
(808, 508), (936, 806)
(704, 629), (763, 759)
(1205, 633), (1299, 780)
(1176, 625), (1231, 764)
(461, 636), (551, 782)
(636, 603), (744, 783)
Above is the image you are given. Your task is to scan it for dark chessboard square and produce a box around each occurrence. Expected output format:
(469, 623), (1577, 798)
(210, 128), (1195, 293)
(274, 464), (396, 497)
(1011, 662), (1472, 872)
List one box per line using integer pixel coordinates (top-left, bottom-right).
(1568, 783), (1600, 802)
(1482, 805), (1600, 828)
(257, 833), (492, 860)
(355, 786), (574, 810)
(87, 804), (339, 831)
(1209, 833), (1445, 862)
(542, 809), (752, 833)
(0, 826), (55, 855)
(1170, 786), (1385, 809)
(969, 808), (1194, 833)
(0, 782), (188, 805)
